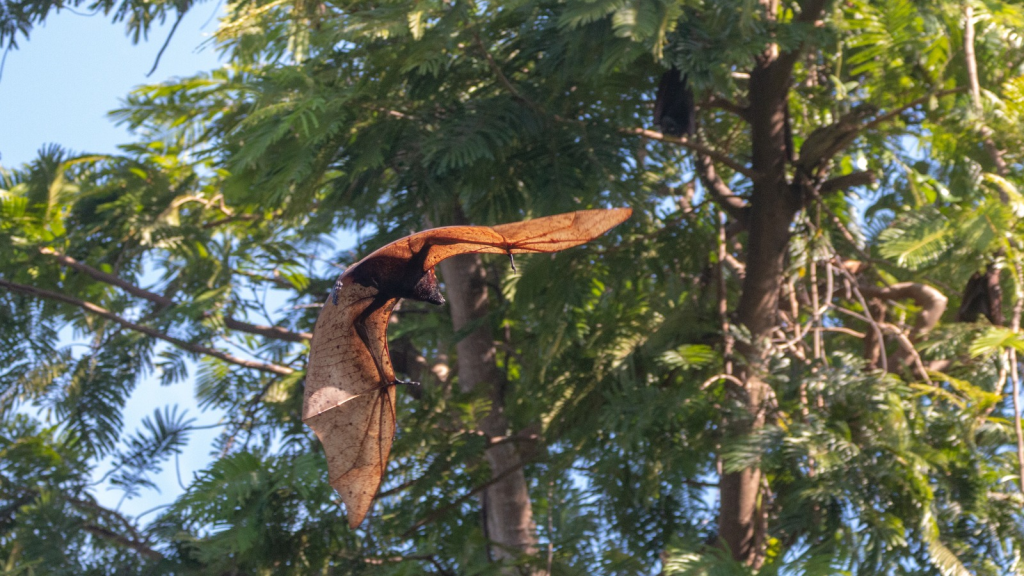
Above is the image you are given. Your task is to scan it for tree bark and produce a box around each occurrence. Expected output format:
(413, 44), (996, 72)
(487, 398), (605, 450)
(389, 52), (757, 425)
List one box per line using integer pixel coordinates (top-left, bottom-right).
(437, 253), (542, 574)
(718, 69), (795, 569)
(717, 0), (828, 566)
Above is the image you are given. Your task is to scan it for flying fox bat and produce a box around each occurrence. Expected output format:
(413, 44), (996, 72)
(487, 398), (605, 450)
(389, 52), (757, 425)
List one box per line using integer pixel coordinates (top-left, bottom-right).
(654, 67), (695, 137)
(303, 207), (632, 528)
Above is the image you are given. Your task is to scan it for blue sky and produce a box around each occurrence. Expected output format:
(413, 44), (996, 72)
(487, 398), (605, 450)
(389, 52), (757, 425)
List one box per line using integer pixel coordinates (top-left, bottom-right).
(0, 4), (222, 167)
(1, 7), (329, 520)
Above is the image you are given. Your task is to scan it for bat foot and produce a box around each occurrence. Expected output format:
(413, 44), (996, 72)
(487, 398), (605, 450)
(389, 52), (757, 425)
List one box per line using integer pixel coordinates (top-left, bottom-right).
(390, 379), (423, 400)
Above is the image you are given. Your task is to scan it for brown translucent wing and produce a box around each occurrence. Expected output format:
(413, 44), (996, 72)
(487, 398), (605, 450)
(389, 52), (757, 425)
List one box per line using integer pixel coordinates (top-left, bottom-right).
(302, 207), (630, 526)
(488, 207), (633, 256)
(350, 208), (633, 271)
(306, 388), (396, 528)
(304, 281), (398, 528)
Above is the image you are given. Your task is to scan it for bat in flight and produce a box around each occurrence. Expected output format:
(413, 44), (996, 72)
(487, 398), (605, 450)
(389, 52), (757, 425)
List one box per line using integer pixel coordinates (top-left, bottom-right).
(303, 207), (632, 528)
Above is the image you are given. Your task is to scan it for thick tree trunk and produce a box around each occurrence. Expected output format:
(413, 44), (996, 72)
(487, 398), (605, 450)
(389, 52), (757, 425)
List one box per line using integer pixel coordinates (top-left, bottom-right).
(437, 254), (542, 574)
(717, 0), (828, 565)
(719, 64), (796, 562)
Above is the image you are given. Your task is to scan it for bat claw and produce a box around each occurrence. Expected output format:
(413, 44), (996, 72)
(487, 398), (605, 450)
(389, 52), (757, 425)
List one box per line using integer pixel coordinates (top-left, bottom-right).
(391, 379), (422, 400)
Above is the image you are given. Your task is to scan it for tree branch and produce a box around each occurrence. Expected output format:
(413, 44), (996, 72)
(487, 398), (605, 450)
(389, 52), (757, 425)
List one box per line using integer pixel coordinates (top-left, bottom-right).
(0, 278), (295, 375)
(401, 457), (531, 538)
(84, 524), (163, 560)
(696, 153), (752, 223)
(39, 248), (312, 343)
(473, 31), (532, 109)
(859, 282), (947, 377)
(861, 88), (967, 133)
(859, 282), (947, 340)
(964, 3), (1010, 180)
(796, 88), (965, 182)
(701, 95), (749, 121)
(40, 247), (174, 307)
(818, 170), (876, 196)
(624, 127), (758, 179)
(773, 0), (830, 76)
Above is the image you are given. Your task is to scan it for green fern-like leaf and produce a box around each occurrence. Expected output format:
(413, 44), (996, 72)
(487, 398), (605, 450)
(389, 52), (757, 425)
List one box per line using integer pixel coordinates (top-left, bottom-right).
(878, 208), (953, 269)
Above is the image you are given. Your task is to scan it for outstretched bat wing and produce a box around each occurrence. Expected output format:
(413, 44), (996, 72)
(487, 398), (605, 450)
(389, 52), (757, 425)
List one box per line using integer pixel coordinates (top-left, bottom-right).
(487, 207), (633, 256)
(303, 207), (632, 528)
(352, 207), (633, 270)
(304, 283), (398, 528)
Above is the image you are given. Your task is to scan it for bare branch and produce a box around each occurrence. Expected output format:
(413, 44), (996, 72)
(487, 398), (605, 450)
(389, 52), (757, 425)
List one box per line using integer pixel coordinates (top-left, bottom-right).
(202, 214), (260, 229)
(723, 253), (747, 281)
(701, 95), (749, 121)
(818, 326), (866, 338)
(696, 153), (751, 223)
(145, 9), (185, 77)
(623, 128), (759, 179)
(858, 282), (947, 378)
(0, 278), (295, 375)
(859, 283), (947, 340)
(40, 247), (173, 307)
(39, 248), (312, 343)
(818, 170), (876, 196)
(84, 524), (162, 560)
(833, 263), (888, 370)
(964, 3), (1010, 180)
(964, 3), (984, 112)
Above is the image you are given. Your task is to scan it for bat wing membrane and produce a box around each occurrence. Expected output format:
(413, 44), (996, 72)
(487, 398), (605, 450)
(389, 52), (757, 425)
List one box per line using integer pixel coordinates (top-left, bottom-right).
(344, 208), (631, 272)
(303, 207), (631, 528)
(489, 207), (632, 255)
(304, 281), (398, 527)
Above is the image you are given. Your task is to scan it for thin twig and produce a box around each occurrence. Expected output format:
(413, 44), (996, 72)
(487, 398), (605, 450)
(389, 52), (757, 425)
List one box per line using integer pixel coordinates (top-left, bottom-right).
(402, 458), (532, 538)
(622, 128), (758, 179)
(700, 373), (745, 390)
(83, 524), (162, 560)
(1010, 257), (1024, 495)
(882, 323), (933, 385)
(818, 326), (865, 338)
(0, 278), (295, 375)
(38, 247), (312, 342)
(833, 261), (888, 370)
(147, 10), (186, 77)
(860, 87), (967, 133)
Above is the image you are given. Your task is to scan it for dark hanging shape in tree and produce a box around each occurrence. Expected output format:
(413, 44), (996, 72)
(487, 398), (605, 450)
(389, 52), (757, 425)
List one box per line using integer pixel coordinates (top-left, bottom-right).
(957, 266), (1004, 325)
(303, 208), (632, 528)
(654, 68), (695, 137)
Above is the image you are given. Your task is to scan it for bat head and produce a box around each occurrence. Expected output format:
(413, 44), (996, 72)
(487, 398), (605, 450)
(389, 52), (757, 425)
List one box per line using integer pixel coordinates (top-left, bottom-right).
(407, 267), (445, 306)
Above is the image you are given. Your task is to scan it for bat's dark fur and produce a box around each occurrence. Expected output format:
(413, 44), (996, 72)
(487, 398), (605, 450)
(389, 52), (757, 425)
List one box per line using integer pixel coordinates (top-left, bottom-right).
(654, 68), (695, 137)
